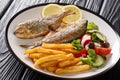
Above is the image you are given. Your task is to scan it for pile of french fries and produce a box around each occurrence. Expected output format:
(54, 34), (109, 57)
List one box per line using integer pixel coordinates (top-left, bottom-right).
(24, 43), (91, 74)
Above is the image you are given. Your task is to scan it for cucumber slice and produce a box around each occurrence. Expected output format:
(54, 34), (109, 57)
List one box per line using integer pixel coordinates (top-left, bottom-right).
(92, 55), (105, 67)
(96, 33), (106, 41)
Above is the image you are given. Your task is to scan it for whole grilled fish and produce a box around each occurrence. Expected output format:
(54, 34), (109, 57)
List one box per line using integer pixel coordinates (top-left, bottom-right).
(33, 19), (88, 46)
(14, 11), (69, 39)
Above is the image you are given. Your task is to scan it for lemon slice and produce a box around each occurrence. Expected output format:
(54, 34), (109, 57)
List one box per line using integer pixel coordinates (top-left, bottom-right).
(62, 14), (80, 24)
(42, 4), (64, 17)
(63, 5), (82, 23)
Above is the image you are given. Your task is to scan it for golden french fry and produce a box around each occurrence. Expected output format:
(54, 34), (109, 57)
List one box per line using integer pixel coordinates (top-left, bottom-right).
(61, 49), (78, 54)
(75, 61), (83, 66)
(34, 54), (66, 67)
(40, 60), (58, 69)
(36, 48), (67, 55)
(46, 66), (58, 72)
(42, 43), (74, 49)
(29, 53), (48, 59)
(57, 53), (74, 62)
(55, 65), (91, 74)
(24, 48), (39, 54)
(58, 58), (80, 68)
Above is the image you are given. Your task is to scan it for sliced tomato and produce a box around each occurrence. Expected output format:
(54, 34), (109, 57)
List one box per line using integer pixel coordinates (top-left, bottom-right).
(81, 34), (91, 47)
(75, 49), (87, 58)
(94, 47), (111, 56)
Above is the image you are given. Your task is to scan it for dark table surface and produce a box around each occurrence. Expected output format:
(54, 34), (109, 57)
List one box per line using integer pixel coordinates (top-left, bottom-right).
(0, 0), (120, 80)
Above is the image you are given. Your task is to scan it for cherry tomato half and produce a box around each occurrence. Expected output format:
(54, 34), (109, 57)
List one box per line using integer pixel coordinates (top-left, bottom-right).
(75, 49), (87, 58)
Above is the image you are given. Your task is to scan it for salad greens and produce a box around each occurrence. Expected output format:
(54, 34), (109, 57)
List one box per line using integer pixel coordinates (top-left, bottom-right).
(87, 22), (99, 31)
(72, 39), (83, 50)
(80, 57), (92, 65)
(88, 49), (97, 62)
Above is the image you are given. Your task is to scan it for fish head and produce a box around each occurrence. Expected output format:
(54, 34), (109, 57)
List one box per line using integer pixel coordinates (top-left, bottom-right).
(14, 23), (30, 39)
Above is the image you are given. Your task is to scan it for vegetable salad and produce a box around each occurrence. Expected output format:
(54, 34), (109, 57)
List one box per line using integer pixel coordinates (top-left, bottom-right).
(72, 22), (111, 67)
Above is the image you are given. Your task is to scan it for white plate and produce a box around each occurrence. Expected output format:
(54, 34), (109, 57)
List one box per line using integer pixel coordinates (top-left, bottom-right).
(5, 3), (120, 79)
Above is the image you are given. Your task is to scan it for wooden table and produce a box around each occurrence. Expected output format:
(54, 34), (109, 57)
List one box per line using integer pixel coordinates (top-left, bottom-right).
(0, 0), (120, 80)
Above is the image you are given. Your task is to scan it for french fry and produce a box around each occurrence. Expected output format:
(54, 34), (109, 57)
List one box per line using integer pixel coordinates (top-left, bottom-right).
(40, 54), (75, 68)
(75, 61), (83, 66)
(55, 65), (91, 74)
(61, 49), (78, 54)
(36, 48), (67, 55)
(24, 48), (39, 54)
(46, 66), (58, 72)
(29, 53), (48, 59)
(24, 47), (67, 55)
(40, 60), (58, 69)
(57, 53), (74, 62)
(42, 43), (74, 49)
(34, 54), (66, 67)
(58, 58), (80, 68)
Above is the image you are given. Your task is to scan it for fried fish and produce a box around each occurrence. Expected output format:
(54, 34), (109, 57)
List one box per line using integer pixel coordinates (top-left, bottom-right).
(34, 19), (88, 46)
(14, 11), (69, 39)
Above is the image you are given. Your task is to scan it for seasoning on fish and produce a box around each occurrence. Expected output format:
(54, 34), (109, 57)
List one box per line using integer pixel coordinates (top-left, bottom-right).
(34, 19), (88, 46)
(14, 11), (70, 39)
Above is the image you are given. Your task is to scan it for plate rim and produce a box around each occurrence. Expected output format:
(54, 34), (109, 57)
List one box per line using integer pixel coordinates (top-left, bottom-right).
(5, 3), (120, 79)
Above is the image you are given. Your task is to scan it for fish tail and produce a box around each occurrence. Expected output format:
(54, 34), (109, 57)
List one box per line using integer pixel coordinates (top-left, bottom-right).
(58, 10), (72, 19)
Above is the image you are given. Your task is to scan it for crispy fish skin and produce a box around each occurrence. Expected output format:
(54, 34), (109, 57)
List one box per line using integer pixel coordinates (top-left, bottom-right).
(14, 12), (69, 39)
(34, 19), (88, 46)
